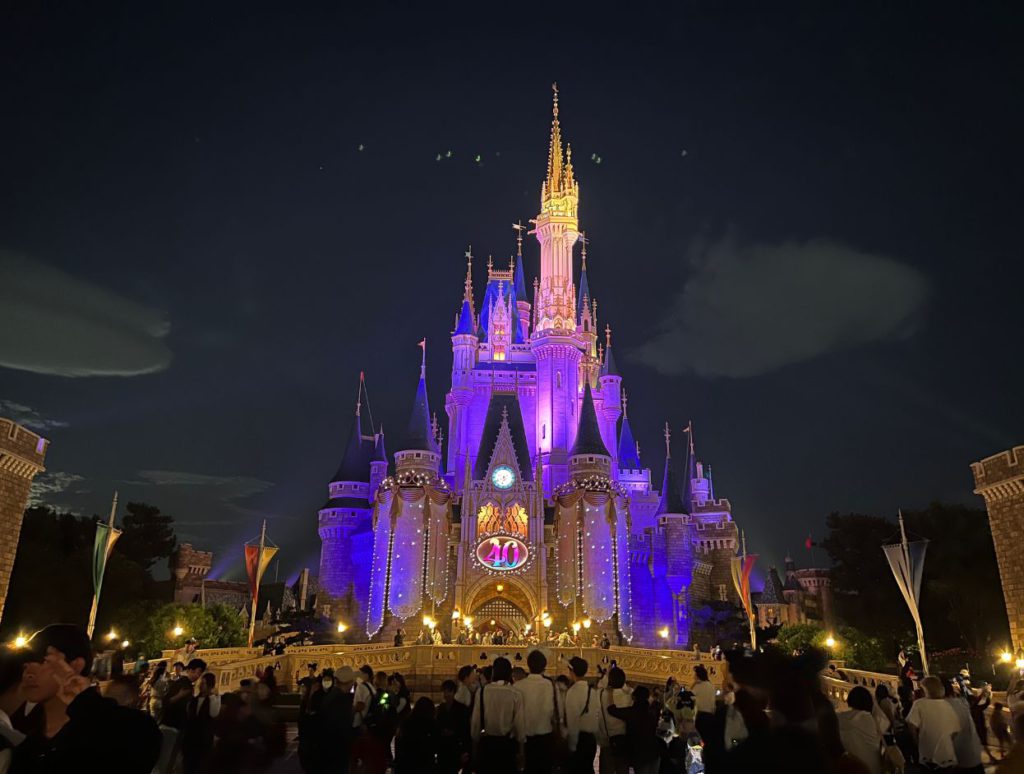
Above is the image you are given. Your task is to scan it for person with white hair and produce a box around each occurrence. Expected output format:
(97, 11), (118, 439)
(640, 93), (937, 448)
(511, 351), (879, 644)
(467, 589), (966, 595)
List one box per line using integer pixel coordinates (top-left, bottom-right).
(906, 676), (960, 770)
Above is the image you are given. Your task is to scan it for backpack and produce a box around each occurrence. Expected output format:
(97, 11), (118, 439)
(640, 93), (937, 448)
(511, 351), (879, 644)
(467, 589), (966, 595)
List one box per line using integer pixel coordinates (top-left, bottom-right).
(362, 684), (396, 734)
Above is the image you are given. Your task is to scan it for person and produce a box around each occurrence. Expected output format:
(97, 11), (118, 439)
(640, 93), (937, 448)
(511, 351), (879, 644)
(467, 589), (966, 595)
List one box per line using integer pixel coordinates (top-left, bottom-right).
(105, 674), (141, 709)
(596, 667), (631, 774)
(436, 679), (469, 774)
(181, 672), (219, 774)
(300, 666), (355, 774)
(351, 665), (388, 774)
(455, 665), (478, 708)
(600, 633), (611, 650)
(1008, 679), (1024, 722)
(260, 665), (278, 700)
(906, 675), (961, 770)
(395, 696), (439, 772)
(511, 666), (527, 684)
(691, 664), (717, 743)
(564, 656), (597, 774)
(394, 628), (405, 647)
(162, 658), (207, 730)
(389, 673), (411, 721)
(604, 684), (662, 774)
(990, 702), (1011, 760)
(970, 681), (990, 752)
(944, 679), (982, 773)
(512, 649), (561, 774)
(13, 623), (161, 774)
(0, 650), (27, 774)
(143, 661), (168, 719)
(470, 657), (525, 774)
(837, 686), (883, 774)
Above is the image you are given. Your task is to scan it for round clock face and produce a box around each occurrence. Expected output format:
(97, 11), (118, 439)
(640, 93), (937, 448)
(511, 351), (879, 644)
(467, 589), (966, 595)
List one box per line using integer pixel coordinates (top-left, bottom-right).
(491, 465), (516, 490)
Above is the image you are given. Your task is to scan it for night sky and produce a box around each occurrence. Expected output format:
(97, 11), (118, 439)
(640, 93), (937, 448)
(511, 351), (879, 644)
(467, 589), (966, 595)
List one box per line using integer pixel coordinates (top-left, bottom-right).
(2, 2), (1022, 584)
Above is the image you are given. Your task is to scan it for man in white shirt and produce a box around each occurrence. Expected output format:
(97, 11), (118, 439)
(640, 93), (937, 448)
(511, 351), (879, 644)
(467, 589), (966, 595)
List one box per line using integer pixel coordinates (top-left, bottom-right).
(945, 688), (983, 771)
(691, 664), (717, 742)
(454, 664), (478, 708)
(564, 656), (598, 774)
(906, 676), (960, 770)
(471, 657), (525, 774)
(352, 664), (376, 729)
(838, 686), (883, 774)
(596, 667), (631, 774)
(512, 649), (561, 774)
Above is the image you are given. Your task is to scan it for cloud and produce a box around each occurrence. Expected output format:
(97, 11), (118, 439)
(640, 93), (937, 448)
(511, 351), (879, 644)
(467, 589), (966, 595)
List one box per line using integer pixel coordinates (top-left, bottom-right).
(634, 235), (929, 378)
(0, 252), (172, 377)
(0, 400), (68, 432)
(133, 470), (274, 501)
(29, 471), (86, 507)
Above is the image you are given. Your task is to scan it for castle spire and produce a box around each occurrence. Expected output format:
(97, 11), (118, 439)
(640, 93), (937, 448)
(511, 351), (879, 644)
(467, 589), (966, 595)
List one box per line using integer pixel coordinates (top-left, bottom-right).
(331, 374), (368, 484)
(655, 422), (687, 515)
(617, 390), (640, 469)
(570, 381), (609, 458)
(546, 82), (564, 197)
(577, 232), (590, 320)
(680, 420), (697, 511)
(464, 245), (474, 304)
(513, 222), (528, 300)
(602, 324), (619, 377)
(399, 341), (437, 453)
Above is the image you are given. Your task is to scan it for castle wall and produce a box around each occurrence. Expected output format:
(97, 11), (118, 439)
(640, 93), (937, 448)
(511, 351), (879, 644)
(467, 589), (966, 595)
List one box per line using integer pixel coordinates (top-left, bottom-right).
(972, 446), (1024, 652)
(0, 419), (47, 624)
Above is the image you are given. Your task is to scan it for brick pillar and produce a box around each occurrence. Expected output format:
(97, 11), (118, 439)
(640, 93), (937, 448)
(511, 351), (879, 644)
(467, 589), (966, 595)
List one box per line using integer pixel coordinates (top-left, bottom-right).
(972, 446), (1024, 653)
(0, 419), (48, 624)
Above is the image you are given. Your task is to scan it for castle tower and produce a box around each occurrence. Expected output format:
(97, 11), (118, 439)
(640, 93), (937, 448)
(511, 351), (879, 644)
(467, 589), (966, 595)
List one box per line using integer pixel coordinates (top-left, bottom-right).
(531, 84), (582, 491)
(651, 424), (697, 647)
(366, 351), (452, 639)
(554, 382), (632, 639)
(599, 325), (622, 465)
(0, 418), (48, 623)
(972, 445), (1024, 651)
(318, 379), (373, 603)
(447, 266), (479, 480)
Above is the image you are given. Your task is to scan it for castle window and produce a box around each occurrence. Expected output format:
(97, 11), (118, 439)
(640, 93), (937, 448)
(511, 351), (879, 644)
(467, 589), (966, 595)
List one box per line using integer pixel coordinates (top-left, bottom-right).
(542, 424), (546, 440)
(477, 503), (528, 538)
(556, 371), (562, 388)
(718, 584), (728, 601)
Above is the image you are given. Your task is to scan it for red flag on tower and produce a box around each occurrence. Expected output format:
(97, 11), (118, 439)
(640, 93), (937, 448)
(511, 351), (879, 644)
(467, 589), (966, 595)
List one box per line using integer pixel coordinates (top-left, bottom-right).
(805, 533), (814, 550)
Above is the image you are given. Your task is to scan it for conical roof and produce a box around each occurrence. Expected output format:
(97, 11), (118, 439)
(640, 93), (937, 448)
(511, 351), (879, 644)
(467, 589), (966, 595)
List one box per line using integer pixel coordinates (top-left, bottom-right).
(331, 411), (369, 484)
(655, 451), (687, 515)
(514, 254), (528, 300)
(454, 298), (475, 336)
(602, 343), (619, 377)
(570, 382), (609, 457)
(372, 429), (389, 465)
(399, 374), (438, 454)
(617, 413), (640, 469)
(680, 428), (697, 511)
(760, 567), (786, 604)
(576, 259), (591, 321)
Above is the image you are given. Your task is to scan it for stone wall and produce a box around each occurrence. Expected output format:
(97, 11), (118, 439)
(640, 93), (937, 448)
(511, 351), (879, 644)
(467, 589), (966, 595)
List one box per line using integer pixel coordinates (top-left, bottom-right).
(0, 419), (48, 624)
(972, 446), (1024, 652)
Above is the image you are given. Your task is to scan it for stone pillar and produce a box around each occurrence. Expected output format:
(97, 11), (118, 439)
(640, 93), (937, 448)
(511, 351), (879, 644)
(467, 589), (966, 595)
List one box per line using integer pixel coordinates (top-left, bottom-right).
(0, 419), (48, 623)
(972, 446), (1024, 653)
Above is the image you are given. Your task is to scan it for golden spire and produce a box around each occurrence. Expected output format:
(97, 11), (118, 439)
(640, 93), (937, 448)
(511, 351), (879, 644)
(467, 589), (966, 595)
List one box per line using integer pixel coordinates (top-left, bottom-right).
(513, 220), (525, 257)
(464, 245), (474, 303)
(546, 83), (564, 197)
(580, 230), (588, 269)
(622, 388), (628, 418)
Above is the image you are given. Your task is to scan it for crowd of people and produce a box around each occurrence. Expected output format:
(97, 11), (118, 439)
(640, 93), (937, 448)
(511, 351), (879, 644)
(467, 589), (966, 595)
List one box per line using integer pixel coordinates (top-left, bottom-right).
(394, 626), (618, 650)
(0, 620), (1022, 773)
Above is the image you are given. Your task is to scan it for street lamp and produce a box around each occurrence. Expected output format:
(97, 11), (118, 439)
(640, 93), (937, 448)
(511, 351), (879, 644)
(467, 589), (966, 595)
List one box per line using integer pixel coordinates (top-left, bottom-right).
(1001, 651), (1013, 664)
(658, 626), (669, 641)
(172, 625), (184, 638)
(543, 617), (552, 628)
(572, 621), (581, 634)
(11, 635), (27, 649)
(463, 616), (473, 629)
(583, 619), (592, 630)
(337, 622), (348, 633)
(121, 640), (130, 649)
(105, 629), (118, 642)
(825, 635), (837, 650)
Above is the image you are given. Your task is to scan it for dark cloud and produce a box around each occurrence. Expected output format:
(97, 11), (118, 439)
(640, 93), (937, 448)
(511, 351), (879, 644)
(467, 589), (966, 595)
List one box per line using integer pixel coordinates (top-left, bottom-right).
(0, 400), (68, 432)
(634, 236), (929, 378)
(132, 470), (274, 501)
(29, 471), (86, 507)
(0, 252), (171, 377)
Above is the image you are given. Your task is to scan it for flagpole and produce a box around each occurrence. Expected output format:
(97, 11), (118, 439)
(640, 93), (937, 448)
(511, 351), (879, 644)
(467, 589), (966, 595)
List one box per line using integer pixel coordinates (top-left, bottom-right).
(87, 491), (118, 638)
(899, 511), (929, 674)
(742, 531), (757, 650)
(247, 520), (266, 648)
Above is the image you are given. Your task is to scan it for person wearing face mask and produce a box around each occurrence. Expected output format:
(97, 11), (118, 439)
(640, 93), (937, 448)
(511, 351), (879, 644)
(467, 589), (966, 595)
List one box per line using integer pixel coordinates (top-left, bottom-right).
(300, 667), (356, 774)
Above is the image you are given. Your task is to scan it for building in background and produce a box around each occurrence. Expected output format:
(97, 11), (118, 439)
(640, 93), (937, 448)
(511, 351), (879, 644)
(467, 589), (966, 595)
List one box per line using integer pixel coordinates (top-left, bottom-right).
(316, 89), (740, 648)
(972, 445), (1024, 653)
(0, 418), (48, 624)
(755, 556), (833, 630)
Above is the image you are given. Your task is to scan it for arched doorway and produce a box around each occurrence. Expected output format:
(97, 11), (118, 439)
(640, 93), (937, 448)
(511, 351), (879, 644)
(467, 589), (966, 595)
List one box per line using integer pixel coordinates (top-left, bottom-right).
(464, 575), (537, 638)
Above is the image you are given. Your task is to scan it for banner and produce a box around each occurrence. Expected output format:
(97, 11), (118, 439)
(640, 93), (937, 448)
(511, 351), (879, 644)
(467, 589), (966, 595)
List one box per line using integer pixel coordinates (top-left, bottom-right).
(244, 544), (278, 598)
(883, 540), (927, 627)
(730, 554), (756, 618)
(92, 521), (122, 599)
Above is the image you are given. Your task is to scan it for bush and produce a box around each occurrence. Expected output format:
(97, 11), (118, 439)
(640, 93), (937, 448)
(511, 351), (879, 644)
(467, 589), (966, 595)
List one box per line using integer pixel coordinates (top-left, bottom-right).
(774, 623), (888, 671)
(117, 601), (246, 658)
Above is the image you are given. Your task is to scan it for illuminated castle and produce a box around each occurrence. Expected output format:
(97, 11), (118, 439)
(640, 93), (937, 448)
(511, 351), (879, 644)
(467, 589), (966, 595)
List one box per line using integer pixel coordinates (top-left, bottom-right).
(317, 87), (740, 647)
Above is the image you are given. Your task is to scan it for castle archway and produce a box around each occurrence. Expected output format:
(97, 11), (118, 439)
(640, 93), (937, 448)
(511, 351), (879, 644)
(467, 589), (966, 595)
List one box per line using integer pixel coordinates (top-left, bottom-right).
(463, 574), (538, 637)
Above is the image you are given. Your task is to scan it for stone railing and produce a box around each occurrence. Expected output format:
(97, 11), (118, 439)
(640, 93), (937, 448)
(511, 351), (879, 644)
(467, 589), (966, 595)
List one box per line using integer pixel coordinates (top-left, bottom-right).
(821, 667), (901, 708)
(188, 644), (730, 696)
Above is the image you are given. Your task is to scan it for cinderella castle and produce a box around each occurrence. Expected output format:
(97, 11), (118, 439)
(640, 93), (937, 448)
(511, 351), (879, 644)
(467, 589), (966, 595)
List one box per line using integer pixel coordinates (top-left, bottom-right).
(316, 88), (740, 648)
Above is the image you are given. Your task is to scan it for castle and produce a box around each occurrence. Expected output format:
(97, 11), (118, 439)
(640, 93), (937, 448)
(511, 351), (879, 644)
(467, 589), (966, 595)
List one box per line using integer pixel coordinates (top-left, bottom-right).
(755, 555), (834, 630)
(316, 88), (740, 648)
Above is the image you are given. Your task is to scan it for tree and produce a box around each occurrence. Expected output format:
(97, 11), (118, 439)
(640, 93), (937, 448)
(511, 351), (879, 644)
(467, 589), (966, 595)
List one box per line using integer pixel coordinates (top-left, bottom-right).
(774, 622), (826, 655)
(693, 602), (747, 645)
(115, 502), (176, 572)
(118, 602), (246, 658)
(773, 623), (887, 670)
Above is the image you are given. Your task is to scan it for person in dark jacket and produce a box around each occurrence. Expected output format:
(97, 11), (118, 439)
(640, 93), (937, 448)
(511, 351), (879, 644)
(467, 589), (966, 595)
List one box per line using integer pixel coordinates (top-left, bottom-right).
(12, 623), (161, 774)
(394, 696), (439, 773)
(181, 672), (219, 774)
(300, 667), (355, 774)
(604, 684), (663, 774)
(435, 680), (469, 774)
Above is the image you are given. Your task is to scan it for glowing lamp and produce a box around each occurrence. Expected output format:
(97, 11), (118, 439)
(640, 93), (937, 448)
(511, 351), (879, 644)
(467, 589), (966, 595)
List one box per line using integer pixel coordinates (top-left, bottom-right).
(496, 584), (504, 593)
(583, 619), (592, 629)
(1000, 651), (1012, 663)
(1017, 658), (1024, 671)
(543, 618), (552, 628)
(658, 627), (669, 640)
(105, 629), (118, 642)
(337, 622), (348, 633)
(12, 635), (27, 649)
(825, 636), (837, 649)
(172, 625), (184, 638)
(121, 640), (130, 649)
(523, 623), (531, 633)
(572, 622), (581, 634)
(463, 616), (473, 628)
(452, 610), (460, 620)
